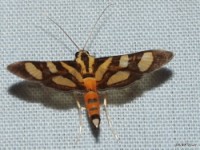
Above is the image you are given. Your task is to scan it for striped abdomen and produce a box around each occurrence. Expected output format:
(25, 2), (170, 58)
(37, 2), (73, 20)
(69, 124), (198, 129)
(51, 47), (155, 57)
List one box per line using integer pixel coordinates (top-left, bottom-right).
(83, 77), (100, 128)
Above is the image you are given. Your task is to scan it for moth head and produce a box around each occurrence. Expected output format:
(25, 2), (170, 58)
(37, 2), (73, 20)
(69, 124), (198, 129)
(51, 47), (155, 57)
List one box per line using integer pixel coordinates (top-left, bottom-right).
(75, 50), (90, 59)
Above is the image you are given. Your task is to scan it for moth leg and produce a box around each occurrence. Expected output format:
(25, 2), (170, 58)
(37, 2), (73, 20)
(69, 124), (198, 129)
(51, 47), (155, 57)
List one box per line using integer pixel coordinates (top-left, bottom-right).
(74, 94), (85, 143)
(103, 94), (119, 140)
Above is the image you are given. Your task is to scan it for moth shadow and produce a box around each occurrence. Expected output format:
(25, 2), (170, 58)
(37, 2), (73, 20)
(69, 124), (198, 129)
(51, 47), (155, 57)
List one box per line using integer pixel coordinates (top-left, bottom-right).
(104, 68), (173, 105)
(8, 81), (76, 110)
(8, 68), (173, 110)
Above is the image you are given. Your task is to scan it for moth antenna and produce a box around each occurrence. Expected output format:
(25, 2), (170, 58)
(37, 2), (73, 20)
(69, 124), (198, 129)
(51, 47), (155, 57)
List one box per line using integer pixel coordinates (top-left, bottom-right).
(83, 3), (113, 50)
(44, 14), (80, 51)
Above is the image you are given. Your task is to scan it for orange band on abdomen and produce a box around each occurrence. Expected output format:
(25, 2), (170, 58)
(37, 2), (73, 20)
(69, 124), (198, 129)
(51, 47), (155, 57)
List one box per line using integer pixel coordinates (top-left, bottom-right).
(84, 91), (100, 117)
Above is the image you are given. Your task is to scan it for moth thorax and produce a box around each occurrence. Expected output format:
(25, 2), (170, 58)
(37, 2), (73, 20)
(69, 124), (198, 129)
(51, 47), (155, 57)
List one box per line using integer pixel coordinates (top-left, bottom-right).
(83, 77), (97, 91)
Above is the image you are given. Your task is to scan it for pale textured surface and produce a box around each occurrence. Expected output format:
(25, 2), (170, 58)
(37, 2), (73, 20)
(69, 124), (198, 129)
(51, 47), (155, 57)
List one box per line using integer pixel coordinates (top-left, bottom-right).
(1, 0), (199, 149)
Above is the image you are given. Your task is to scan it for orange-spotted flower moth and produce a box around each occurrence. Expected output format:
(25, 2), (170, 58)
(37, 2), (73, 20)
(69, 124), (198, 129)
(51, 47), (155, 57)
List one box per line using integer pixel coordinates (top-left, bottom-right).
(7, 4), (173, 139)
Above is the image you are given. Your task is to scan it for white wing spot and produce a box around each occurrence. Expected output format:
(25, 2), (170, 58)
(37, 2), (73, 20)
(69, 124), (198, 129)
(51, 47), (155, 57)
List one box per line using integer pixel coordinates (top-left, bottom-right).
(25, 63), (42, 80)
(107, 71), (130, 85)
(138, 52), (153, 72)
(95, 57), (112, 81)
(47, 62), (58, 73)
(119, 55), (129, 68)
(61, 62), (83, 83)
(52, 76), (76, 87)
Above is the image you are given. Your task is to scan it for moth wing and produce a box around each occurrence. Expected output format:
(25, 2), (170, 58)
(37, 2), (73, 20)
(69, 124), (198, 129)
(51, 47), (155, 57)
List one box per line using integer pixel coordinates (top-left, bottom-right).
(7, 61), (84, 91)
(95, 50), (173, 89)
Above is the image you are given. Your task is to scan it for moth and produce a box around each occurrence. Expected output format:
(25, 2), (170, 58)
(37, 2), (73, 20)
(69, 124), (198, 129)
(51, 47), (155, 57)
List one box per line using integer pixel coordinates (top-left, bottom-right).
(7, 5), (173, 132)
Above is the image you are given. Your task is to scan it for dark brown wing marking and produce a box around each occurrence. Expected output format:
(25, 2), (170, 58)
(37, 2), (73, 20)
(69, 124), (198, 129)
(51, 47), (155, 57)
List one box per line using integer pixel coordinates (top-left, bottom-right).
(7, 61), (85, 91)
(95, 50), (173, 89)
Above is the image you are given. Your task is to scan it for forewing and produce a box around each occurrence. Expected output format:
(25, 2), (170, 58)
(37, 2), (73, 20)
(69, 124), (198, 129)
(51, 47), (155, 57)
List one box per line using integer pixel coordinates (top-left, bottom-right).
(95, 50), (173, 89)
(7, 61), (84, 91)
